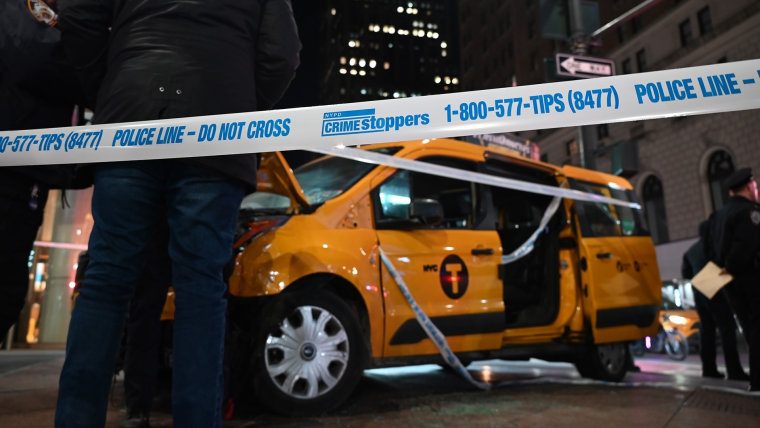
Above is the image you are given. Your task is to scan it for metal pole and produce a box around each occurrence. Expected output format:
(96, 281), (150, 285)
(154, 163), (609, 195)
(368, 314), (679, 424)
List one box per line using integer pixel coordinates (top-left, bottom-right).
(569, 0), (590, 168)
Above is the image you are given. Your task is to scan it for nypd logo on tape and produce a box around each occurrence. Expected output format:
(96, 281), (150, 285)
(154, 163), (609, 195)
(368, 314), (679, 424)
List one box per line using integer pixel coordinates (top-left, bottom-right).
(321, 108), (430, 137)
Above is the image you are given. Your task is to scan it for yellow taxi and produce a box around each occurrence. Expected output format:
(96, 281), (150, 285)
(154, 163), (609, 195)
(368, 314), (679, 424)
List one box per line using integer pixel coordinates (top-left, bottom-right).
(227, 139), (662, 415)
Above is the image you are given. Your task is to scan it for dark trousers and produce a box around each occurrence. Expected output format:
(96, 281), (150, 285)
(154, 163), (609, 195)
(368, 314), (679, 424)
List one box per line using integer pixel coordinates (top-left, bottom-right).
(694, 289), (745, 376)
(124, 225), (171, 417)
(56, 161), (244, 427)
(0, 182), (48, 337)
(724, 279), (760, 389)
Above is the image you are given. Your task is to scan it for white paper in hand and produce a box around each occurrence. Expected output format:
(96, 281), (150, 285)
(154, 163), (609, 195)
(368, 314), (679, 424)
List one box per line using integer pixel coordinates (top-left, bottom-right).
(691, 261), (732, 299)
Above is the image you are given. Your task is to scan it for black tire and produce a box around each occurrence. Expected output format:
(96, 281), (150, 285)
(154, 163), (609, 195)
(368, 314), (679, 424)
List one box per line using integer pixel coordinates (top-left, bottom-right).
(250, 289), (367, 416)
(664, 331), (688, 361)
(574, 342), (629, 382)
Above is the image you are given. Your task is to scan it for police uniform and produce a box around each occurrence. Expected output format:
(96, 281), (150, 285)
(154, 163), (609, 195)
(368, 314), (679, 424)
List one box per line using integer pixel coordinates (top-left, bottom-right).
(711, 168), (760, 391)
(683, 220), (747, 380)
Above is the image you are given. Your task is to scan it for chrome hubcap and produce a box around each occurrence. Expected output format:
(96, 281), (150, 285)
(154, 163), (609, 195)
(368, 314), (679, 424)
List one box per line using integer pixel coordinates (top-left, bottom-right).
(265, 305), (349, 399)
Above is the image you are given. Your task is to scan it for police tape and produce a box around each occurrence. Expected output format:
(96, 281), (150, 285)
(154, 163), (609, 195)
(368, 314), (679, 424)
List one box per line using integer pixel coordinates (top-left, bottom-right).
(378, 247), (492, 390)
(2, 60), (760, 207)
(501, 195), (563, 264)
(314, 146), (638, 208)
(1, 59), (758, 167)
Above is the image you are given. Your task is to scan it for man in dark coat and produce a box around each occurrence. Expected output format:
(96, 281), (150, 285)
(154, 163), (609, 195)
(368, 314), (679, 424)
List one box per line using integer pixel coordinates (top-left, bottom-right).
(682, 220), (747, 380)
(710, 167), (760, 392)
(54, 0), (300, 425)
(0, 0), (82, 341)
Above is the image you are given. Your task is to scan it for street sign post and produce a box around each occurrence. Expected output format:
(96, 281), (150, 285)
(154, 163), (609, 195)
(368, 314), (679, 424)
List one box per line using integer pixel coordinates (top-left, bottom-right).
(556, 53), (615, 79)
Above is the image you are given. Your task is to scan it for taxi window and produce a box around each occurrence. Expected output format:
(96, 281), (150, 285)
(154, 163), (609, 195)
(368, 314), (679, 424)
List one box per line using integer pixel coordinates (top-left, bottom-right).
(570, 179), (648, 238)
(374, 157), (482, 229)
(294, 147), (400, 205)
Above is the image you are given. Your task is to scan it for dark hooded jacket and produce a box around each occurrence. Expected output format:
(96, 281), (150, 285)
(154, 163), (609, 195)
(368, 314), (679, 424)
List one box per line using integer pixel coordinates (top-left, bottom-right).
(58, 0), (301, 187)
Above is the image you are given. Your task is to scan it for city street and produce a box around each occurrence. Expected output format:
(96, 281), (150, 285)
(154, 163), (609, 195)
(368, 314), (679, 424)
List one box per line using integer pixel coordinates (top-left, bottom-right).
(2, 349), (757, 427)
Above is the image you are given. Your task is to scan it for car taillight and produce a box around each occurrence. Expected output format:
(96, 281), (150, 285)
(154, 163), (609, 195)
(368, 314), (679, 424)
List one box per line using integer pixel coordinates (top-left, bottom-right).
(233, 217), (286, 249)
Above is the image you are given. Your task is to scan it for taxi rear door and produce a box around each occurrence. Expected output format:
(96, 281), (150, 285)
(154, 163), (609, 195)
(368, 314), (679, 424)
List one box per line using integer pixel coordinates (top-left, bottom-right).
(569, 178), (661, 344)
(371, 156), (504, 357)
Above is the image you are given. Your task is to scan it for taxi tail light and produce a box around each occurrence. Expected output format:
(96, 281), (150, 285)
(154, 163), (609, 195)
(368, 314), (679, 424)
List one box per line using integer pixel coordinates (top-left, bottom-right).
(233, 217), (286, 249)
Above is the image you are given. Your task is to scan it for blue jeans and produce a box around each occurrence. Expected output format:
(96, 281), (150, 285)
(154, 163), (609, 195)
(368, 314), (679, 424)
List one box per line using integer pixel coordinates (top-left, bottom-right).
(56, 161), (244, 427)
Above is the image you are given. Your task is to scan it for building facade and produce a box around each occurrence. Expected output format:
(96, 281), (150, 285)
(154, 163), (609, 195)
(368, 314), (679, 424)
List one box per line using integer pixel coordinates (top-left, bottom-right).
(321, 0), (461, 104)
(457, 0), (760, 277)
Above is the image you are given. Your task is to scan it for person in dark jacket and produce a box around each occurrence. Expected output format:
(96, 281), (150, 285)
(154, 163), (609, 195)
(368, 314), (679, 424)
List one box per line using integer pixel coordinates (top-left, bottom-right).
(681, 220), (748, 380)
(709, 167), (760, 392)
(54, 1), (300, 426)
(0, 0), (82, 341)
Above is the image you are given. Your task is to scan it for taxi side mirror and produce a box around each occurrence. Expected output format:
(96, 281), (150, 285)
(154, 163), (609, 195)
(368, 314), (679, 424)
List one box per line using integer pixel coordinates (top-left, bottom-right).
(410, 198), (444, 226)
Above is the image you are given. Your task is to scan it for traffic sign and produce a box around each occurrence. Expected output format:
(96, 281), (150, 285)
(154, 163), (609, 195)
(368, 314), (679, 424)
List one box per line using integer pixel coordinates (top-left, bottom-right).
(556, 53), (615, 79)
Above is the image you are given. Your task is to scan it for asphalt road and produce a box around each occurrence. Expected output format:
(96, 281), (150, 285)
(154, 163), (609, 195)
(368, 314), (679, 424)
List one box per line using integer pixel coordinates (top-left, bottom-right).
(1, 350), (757, 427)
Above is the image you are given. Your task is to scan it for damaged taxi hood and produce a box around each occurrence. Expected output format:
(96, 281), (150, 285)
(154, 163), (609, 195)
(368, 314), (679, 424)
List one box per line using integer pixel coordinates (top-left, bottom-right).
(256, 152), (310, 213)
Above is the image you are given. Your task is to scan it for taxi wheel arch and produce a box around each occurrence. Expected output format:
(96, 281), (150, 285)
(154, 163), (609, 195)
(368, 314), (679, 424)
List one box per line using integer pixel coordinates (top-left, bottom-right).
(249, 286), (369, 415)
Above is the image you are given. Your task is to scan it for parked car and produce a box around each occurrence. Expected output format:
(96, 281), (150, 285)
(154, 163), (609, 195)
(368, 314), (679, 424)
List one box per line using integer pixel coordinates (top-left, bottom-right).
(225, 139), (662, 415)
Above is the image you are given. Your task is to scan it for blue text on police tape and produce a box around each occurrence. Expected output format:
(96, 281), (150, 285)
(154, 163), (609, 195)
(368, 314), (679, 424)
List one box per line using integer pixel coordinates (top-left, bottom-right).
(321, 108), (430, 137)
(634, 73), (745, 105)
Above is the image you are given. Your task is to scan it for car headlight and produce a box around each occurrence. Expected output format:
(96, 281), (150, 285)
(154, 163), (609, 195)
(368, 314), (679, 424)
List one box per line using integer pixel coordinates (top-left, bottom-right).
(667, 315), (689, 325)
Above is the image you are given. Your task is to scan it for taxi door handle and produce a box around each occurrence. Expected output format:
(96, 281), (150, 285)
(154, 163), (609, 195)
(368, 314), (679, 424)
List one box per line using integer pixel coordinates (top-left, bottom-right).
(471, 248), (495, 256)
(596, 252), (612, 260)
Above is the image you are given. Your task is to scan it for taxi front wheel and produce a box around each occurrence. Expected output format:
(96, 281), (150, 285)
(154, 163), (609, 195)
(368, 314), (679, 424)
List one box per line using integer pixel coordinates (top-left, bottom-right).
(574, 342), (629, 382)
(249, 289), (367, 416)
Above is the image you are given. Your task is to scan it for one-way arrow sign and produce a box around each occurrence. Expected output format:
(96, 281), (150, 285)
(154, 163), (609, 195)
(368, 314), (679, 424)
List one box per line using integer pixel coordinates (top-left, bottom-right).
(556, 53), (616, 79)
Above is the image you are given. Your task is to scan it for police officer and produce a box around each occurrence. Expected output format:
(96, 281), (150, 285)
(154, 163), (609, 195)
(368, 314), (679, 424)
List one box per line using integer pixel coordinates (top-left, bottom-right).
(682, 220), (748, 380)
(710, 167), (760, 392)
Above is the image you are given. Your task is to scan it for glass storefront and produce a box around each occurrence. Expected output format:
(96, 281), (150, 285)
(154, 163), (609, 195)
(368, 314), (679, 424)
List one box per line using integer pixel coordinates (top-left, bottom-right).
(6, 188), (93, 348)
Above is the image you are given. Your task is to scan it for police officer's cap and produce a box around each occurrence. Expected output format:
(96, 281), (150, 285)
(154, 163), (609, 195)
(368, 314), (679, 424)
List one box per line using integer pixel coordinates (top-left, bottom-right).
(724, 167), (753, 191)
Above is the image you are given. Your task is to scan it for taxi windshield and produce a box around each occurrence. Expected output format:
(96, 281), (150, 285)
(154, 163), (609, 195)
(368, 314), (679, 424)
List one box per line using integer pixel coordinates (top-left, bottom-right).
(570, 179), (649, 237)
(294, 147), (400, 205)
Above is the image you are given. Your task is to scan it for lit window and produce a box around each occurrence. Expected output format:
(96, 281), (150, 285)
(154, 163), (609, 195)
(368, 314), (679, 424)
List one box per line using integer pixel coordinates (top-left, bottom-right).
(350, 69), (357, 75)
(331, 8), (336, 15)
(440, 41), (447, 48)
(340, 57), (346, 65)
(451, 77), (459, 85)
(384, 62), (390, 70)
(349, 57), (356, 66)
(339, 68), (347, 74)
(369, 59), (377, 68)
(434, 76), (442, 83)
(359, 59), (366, 67)
(397, 6), (404, 13)
(348, 40), (356, 47)
(441, 50), (447, 57)
(359, 70), (366, 76)
(444, 76), (451, 84)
